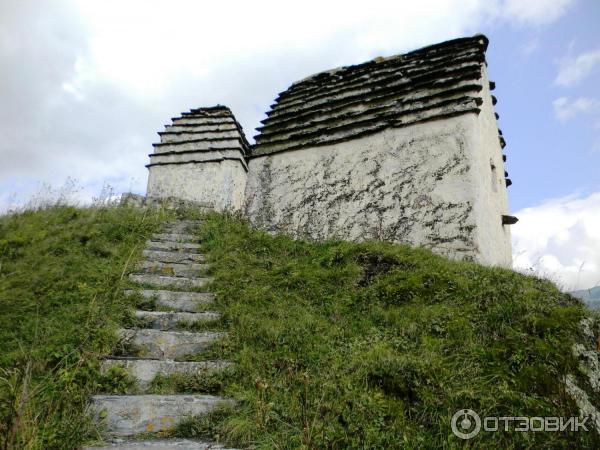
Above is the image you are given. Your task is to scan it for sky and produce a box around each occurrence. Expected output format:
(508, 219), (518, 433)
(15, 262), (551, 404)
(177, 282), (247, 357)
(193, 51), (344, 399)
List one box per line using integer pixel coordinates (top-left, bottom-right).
(0, 0), (599, 290)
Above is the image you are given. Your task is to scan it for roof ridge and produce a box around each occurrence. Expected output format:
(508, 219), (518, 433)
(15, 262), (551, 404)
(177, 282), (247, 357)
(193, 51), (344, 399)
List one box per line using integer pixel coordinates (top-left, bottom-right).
(289, 34), (488, 89)
(253, 34), (493, 156)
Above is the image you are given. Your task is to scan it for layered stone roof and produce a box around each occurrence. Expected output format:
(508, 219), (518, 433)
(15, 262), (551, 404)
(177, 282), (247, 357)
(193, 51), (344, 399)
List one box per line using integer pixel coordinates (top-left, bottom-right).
(253, 34), (494, 156)
(148, 105), (249, 170)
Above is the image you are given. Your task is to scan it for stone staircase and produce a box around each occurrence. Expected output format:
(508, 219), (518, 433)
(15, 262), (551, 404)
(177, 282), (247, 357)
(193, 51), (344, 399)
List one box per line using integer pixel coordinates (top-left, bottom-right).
(84, 220), (235, 450)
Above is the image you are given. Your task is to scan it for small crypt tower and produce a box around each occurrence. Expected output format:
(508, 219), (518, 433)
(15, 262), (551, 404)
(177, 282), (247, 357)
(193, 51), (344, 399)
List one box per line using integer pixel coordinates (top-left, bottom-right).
(146, 105), (249, 211)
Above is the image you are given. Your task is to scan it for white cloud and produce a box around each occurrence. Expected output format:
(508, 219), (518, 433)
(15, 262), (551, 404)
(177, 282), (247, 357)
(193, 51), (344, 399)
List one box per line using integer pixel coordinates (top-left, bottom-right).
(512, 192), (600, 290)
(555, 48), (600, 86)
(0, 0), (578, 211)
(553, 96), (600, 122)
(69, 0), (498, 98)
(500, 0), (576, 26)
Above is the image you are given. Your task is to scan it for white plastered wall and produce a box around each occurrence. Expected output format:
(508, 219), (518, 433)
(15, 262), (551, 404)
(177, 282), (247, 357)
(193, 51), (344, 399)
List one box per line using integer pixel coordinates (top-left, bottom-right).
(245, 115), (488, 262)
(245, 104), (513, 266)
(147, 158), (247, 211)
(465, 64), (512, 266)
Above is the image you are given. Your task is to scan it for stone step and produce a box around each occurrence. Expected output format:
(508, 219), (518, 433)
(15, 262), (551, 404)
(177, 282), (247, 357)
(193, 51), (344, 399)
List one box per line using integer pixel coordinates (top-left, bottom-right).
(118, 329), (226, 359)
(129, 274), (212, 289)
(145, 241), (201, 252)
(89, 394), (232, 436)
(101, 358), (231, 387)
(160, 222), (202, 233)
(151, 233), (197, 242)
(161, 222), (203, 230)
(136, 261), (209, 278)
(163, 220), (203, 227)
(124, 290), (214, 312)
(134, 311), (219, 330)
(83, 439), (235, 449)
(142, 250), (206, 264)
(160, 224), (199, 233)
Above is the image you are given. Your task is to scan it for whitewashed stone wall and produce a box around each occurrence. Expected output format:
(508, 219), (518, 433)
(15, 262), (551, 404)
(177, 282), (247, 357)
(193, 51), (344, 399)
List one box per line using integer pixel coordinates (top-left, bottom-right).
(147, 157), (247, 211)
(244, 88), (511, 266)
(467, 65), (512, 266)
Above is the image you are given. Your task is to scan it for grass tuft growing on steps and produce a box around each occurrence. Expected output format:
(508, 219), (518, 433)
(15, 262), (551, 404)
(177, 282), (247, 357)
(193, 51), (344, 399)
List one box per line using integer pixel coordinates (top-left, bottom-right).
(183, 212), (598, 449)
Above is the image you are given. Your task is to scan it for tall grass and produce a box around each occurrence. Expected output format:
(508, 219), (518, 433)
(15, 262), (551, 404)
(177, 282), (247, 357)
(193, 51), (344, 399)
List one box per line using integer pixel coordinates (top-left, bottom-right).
(0, 205), (168, 449)
(2, 206), (599, 448)
(173, 212), (599, 449)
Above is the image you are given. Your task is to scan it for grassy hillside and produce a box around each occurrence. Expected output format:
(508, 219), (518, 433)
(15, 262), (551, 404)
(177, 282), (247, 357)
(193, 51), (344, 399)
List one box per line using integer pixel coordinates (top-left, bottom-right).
(1, 207), (598, 449)
(0, 206), (169, 449)
(181, 213), (597, 449)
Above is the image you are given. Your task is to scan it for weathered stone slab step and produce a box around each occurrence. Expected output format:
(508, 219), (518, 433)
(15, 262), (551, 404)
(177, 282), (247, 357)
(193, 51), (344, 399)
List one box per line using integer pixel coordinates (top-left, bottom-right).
(124, 290), (215, 312)
(145, 241), (201, 252)
(89, 394), (232, 436)
(136, 261), (209, 278)
(161, 223), (203, 231)
(118, 329), (226, 359)
(160, 223), (202, 233)
(101, 358), (231, 386)
(160, 226), (200, 235)
(151, 233), (197, 242)
(163, 220), (203, 227)
(83, 439), (234, 449)
(129, 274), (213, 289)
(134, 311), (219, 330)
(142, 250), (206, 264)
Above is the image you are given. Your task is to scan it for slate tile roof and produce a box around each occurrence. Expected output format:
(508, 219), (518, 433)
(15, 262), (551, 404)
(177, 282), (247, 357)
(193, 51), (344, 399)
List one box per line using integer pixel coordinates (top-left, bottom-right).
(147, 105), (249, 169)
(252, 34), (494, 156)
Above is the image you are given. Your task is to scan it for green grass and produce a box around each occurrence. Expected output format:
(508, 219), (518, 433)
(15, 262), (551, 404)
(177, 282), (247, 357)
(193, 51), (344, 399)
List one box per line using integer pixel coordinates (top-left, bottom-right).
(0, 205), (169, 450)
(172, 212), (599, 449)
(1, 207), (598, 449)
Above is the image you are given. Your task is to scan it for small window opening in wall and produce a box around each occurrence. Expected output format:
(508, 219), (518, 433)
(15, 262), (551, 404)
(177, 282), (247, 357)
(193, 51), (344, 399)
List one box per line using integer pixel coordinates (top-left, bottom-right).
(490, 159), (498, 193)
